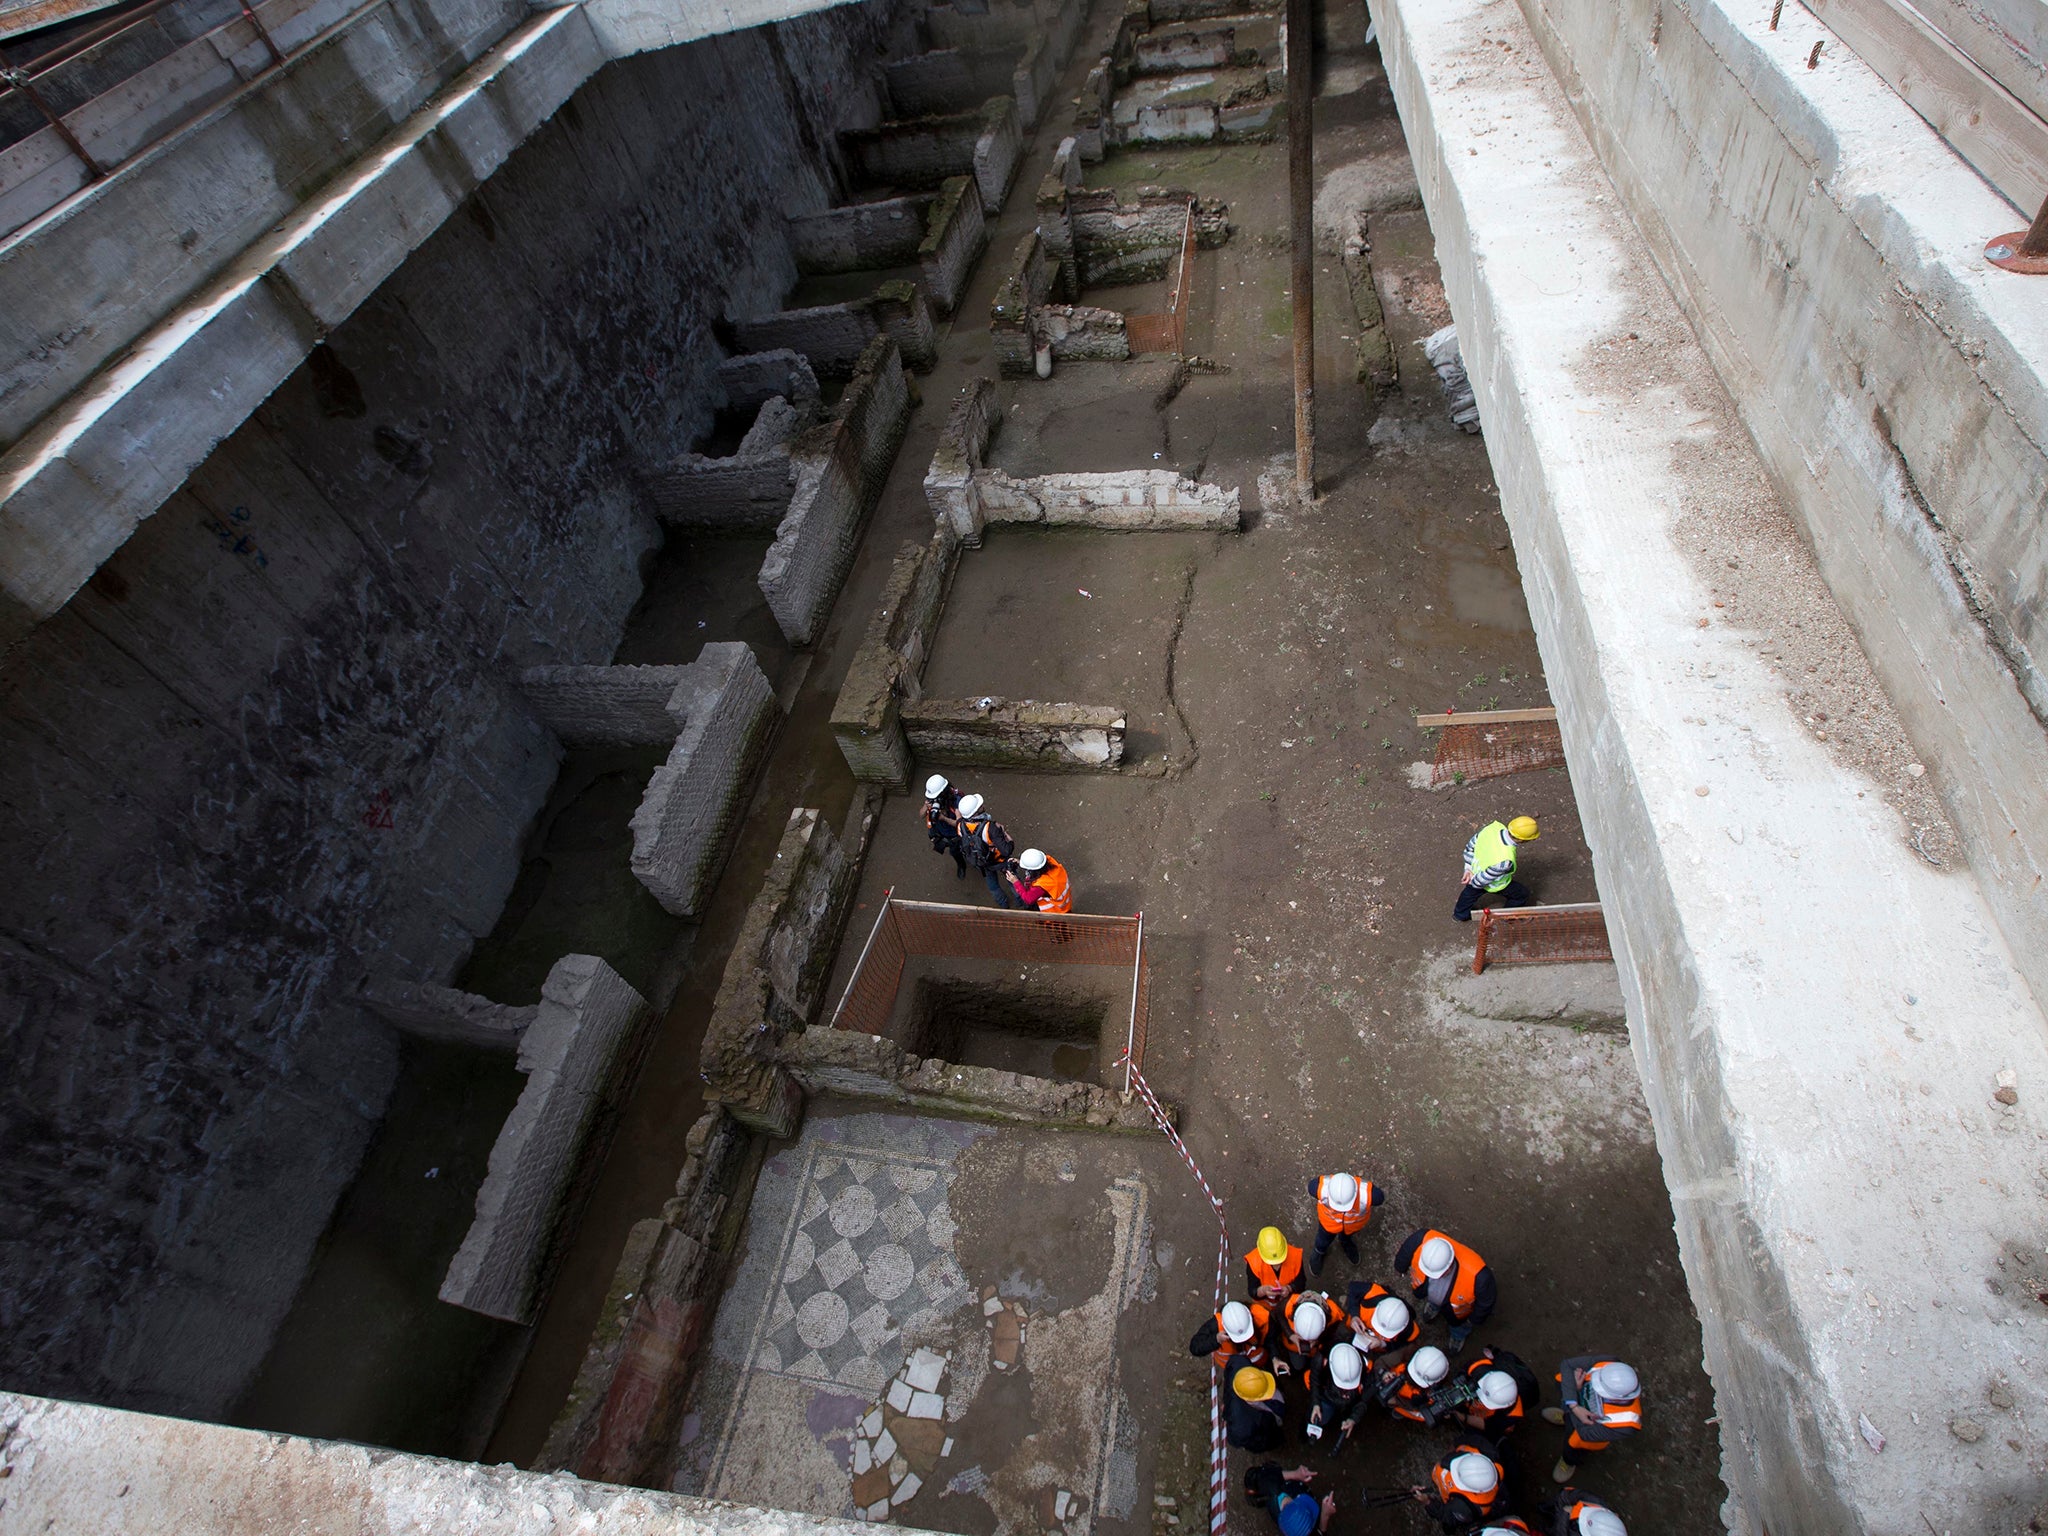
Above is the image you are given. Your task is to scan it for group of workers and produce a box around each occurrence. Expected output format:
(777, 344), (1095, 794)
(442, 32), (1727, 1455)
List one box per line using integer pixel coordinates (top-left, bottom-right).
(1193, 1176), (1640, 1536)
(920, 774), (1073, 914)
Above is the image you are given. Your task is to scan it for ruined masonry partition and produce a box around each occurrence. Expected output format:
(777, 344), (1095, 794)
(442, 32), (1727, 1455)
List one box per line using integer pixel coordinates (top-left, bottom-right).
(630, 644), (780, 919)
(440, 955), (653, 1324)
(0, 0), (903, 1418)
(1372, 0), (2048, 1529)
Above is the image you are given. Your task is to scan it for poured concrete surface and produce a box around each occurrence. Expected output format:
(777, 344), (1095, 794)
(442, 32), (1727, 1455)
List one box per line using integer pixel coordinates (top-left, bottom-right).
(678, 1108), (1169, 1533)
(1374, 0), (2048, 1525)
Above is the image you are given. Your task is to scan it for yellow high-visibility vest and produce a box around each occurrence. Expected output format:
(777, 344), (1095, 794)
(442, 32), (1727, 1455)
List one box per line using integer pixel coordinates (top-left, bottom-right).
(1468, 821), (1518, 893)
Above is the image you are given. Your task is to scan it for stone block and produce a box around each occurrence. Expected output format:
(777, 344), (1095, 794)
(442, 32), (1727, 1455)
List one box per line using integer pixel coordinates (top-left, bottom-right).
(924, 377), (1002, 542)
(788, 195), (935, 274)
(902, 697), (1126, 771)
(976, 468), (1239, 530)
(519, 662), (698, 747)
(917, 177), (988, 316)
(717, 350), (822, 415)
(358, 978), (535, 1050)
(1134, 24), (1236, 71)
(831, 531), (966, 786)
(971, 95), (1023, 213)
(629, 643), (779, 918)
(439, 954), (653, 1324)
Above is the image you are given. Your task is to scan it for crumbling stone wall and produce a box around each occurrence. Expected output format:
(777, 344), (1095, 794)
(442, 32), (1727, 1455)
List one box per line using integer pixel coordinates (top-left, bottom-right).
(881, 48), (1019, 117)
(733, 281), (936, 377)
(760, 336), (913, 647)
(829, 529), (964, 785)
(843, 96), (1022, 214)
(901, 698), (1127, 769)
(918, 177), (987, 315)
(0, 0), (898, 1419)
(357, 979), (535, 1050)
(518, 663), (700, 747)
(439, 955), (653, 1324)
(788, 195), (935, 272)
(629, 644), (779, 919)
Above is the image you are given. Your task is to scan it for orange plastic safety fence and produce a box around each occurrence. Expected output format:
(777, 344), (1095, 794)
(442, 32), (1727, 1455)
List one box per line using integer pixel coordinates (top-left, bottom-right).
(1431, 717), (1567, 787)
(1472, 902), (1611, 974)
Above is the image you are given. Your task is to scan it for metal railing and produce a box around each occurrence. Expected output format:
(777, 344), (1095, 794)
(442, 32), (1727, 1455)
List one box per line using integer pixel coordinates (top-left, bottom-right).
(830, 896), (1151, 1092)
(1471, 902), (1612, 974)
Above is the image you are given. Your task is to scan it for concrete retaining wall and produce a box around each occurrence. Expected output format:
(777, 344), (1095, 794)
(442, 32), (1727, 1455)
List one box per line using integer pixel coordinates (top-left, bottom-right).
(781, 1027), (1161, 1130)
(519, 663), (698, 747)
(788, 195), (935, 273)
(439, 954), (653, 1324)
(0, 1389), (883, 1536)
(761, 335), (913, 647)
(917, 176), (988, 316)
(1376, 0), (2048, 1528)
(629, 644), (779, 919)
(1507, 0), (2048, 1016)
(699, 806), (862, 1135)
(902, 697), (1127, 770)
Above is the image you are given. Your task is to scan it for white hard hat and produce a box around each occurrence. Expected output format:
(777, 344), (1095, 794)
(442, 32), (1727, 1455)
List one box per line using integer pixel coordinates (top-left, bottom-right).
(1577, 1511), (1626, 1536)
(1476, 1370), (1517, 1410)
(1369, 1297), (1410, 1339)
(1448, 1453), (1498, 1496)
(1407, 1346), (1449, 1387)
(1325, 1173), (1359, 1210)
(1591, 1362), (1640, 1401)
(1293, 1302), (1326, 1341)
(957, 793), (984, 818)
(1019, 848), (1047, 872)
(1328, 1342), (1363, 1390)
(1221, 1301), (1255, 1343)
(1418, 1236), (1455, 1278)
(924, 774), (949, 799)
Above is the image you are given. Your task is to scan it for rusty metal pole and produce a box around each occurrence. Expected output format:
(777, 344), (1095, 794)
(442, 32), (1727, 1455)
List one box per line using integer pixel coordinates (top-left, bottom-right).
(1986, 192), (2048, 272)
(1286, 0), (1315, 500)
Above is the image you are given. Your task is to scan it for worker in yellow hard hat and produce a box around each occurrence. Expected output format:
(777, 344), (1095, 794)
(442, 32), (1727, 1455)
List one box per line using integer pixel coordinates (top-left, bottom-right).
(1452, 815), (1539, 923)
(1224, 1361), (1288, 1450)
(1246, 1226), (1305, 1303)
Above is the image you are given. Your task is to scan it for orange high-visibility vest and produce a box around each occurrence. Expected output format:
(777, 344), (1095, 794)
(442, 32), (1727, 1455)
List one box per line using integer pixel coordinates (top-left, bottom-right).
(1213, 1302), (1273, 1366)
(1315, 1175), (1376, 1235)
(1246, 1244), (1304, 1293)
(1406, 1230), (1487, 1320)
(1282, 1291), (1344, 1347)
(1566, 1361), (1642, 1451)
(1032, 856), (1073, 913)
(1431, 1446), (1504, 1510)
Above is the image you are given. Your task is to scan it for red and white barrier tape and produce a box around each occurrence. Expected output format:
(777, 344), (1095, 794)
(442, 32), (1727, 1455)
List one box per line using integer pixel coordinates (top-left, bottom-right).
(1118, 1054), (1230, 1536)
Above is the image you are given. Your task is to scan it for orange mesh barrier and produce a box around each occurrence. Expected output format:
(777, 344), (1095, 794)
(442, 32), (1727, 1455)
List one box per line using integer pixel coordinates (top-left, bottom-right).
(1426, 708), (1566, 787)
(1472, 903), (1612, 974)
(1127, 200), (1197, 356)
(831, 899), (1149, 1089)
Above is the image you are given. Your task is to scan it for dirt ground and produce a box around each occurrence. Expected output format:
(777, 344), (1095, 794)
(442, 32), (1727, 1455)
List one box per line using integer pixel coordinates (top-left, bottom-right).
(232, 0), (1728, 1527)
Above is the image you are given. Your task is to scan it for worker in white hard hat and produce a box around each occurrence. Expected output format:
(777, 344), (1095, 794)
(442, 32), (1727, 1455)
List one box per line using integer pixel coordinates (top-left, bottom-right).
(1541, 1356), (1642, 1482)
(1453, 815), (1540, 923)
(1375, 1343), (1454, 1425)
(1306, 1170), (1383, 1276)
(1278, 1289), (1343, 1377)
(921, 774), (966, 878)
(1536, 1489), (1625, 1536)
(1394, 1227), (1498, 1353)
(1304, 1340), (1371, 1449)
(1007, 847), (1073, 913)
(1410, 1440), (1511, 1529)
(1451, 1345), (1540, 1441)
(955, 794), (1018, 908)
(1190, 1298), (1275, 1369)
(1342, 1282), (1420, 1361)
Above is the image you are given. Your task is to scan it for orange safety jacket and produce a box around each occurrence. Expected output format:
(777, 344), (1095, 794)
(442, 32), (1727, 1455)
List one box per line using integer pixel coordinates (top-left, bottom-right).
(1281, 1291), (1345, 1352)
(1246, 1243), (1304, 1296)
(1213, 1302), (1274, 1366)
(1430, 1444), (1506, 1514)
(1314, 1175), (1377, 1235)
(1405, 1230), (1488, 1321)
(1029, 855), (1073, 914)
(1563, 1362), (1642, 1452)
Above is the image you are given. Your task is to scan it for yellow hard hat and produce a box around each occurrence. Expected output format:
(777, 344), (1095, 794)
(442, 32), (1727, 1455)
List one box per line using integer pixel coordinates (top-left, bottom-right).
(1507, 816), (1539, 841)
(1232, 1367), (1278, 1402)
(1257, 1226), (1289, 1265)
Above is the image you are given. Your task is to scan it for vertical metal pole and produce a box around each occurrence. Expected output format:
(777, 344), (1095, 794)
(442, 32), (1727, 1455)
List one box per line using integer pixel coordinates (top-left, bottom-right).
(1286, 0), (1316, 500)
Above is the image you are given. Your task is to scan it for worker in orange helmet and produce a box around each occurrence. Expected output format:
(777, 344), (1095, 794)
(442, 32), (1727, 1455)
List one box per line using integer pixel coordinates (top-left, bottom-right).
(1246, 1226), (1306, 1304)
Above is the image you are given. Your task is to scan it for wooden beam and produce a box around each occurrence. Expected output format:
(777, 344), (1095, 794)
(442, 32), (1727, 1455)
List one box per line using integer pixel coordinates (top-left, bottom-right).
(1801, 0), (2048, 216)
(1414, 707), (1559, 728)
(1908, 0), (2048, 124)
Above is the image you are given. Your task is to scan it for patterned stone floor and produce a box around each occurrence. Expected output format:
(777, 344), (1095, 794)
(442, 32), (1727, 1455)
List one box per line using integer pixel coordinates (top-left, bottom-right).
(676, 1110), (1156, 1536)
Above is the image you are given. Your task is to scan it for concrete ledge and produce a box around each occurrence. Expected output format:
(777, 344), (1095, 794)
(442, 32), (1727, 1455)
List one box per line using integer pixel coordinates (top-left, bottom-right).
(700, 807), (860, 1135)
(439, 953), (653, 1324)
(358, 978), (535, 1049)
(781, 1027), (1165, 1131)
(1377, 0), (2048, 1527)
(629, 643), (778, 919)
(0, 1388), (881, 1535)
(902, 696), (1127, 770)
(1509, 0), (2048, 1015)
(760, 335), (913, 647)
(520, 662), (700, 747)
(538, 1105), (763, 1484)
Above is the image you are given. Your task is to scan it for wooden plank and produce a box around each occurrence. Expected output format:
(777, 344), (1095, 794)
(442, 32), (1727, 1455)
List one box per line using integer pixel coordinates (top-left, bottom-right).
(1906, 0), (2048, 127)
(1801, 0), (2048, 215)
(1414, 706), (1558, 727)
